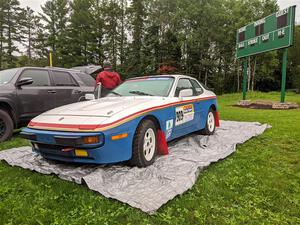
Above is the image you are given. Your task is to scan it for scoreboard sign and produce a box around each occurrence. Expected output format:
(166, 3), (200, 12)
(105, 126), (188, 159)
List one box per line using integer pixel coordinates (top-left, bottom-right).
(236, 5), (296, 59)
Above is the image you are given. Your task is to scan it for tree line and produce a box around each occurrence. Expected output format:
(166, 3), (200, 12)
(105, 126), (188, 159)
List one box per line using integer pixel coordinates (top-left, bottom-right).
(0, 0), (299, 94)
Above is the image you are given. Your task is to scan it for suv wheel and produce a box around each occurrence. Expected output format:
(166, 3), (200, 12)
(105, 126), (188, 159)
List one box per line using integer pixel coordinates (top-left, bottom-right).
(0, 109), (13, 142)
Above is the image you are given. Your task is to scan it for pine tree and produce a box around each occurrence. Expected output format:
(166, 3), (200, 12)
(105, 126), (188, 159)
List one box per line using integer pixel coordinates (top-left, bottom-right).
(100, 0), (128, 70)
(102, 0), (121, 68)
(20, 7), (41, 60)
(89, 0), (105, 65)
(1, 0), (23, 68)
(0, 0), (7, 68)
(128, 0), (145, 75)
(33, 17), (48, 60)
(40, 0), (70, 66)
(69, 0), (94, 66)
(118, 0), (127, 68)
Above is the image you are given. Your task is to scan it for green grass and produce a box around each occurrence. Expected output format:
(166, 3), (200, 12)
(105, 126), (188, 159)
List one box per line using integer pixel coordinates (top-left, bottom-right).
(0, 92), (299, 224)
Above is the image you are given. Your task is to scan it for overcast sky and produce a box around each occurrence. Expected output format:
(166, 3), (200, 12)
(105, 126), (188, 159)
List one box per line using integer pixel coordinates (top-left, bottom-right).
(19, 0), (300, 22)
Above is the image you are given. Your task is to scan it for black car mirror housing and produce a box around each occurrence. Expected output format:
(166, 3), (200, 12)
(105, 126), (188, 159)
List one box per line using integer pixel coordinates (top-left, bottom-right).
(16, 77), (34, 87)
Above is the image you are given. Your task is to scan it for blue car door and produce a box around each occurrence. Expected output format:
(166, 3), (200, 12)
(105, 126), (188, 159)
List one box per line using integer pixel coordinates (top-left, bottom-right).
(189, 78), (205, 130)
(171, 78), (200, 138)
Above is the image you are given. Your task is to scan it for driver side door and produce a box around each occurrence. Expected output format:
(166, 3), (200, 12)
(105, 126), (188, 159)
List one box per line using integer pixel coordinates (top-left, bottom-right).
(172, 78), (200, 137)
(16, 69), (56, 122)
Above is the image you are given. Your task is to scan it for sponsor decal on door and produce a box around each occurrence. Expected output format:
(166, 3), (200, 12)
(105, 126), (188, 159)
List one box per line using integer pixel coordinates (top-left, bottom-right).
(165, 119), (174, 139)
(175, 104), (194, 126)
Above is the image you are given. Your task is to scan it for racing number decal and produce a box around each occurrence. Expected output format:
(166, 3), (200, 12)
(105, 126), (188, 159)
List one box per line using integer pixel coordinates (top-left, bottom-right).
(175, 104), (194, 126)
(176, 110), (184, 123)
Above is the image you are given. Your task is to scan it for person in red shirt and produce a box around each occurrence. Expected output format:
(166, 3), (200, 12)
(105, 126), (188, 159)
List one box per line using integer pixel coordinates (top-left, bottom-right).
(95, 62), (122, 97)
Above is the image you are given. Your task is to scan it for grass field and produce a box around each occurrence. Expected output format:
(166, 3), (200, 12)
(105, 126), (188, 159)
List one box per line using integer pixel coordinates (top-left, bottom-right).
(0, 92), (299, 224)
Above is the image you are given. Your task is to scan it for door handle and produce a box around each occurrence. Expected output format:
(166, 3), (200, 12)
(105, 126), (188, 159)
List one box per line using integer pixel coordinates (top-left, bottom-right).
(47, 90), (56, 94)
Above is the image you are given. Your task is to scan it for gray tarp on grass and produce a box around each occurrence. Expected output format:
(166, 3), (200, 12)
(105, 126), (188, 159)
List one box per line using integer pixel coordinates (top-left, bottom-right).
(0, 121), (269, 213)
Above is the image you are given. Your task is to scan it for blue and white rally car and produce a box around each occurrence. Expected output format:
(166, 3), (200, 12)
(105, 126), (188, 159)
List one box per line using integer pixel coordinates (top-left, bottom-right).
(21, 75), (219, 167)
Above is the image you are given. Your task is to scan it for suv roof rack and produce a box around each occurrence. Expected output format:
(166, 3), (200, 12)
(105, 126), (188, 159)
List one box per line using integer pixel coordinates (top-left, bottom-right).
(44, 66), (78, 72)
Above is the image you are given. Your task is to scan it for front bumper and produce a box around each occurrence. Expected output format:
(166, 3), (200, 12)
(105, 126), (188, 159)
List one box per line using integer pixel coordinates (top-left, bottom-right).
(21, 128), (133, 164)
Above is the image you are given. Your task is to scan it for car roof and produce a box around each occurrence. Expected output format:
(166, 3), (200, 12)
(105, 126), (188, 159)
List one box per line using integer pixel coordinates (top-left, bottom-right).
(17, 66), (78, 72)
(45, 66), (82, 73)
(127, 74), (194, 80)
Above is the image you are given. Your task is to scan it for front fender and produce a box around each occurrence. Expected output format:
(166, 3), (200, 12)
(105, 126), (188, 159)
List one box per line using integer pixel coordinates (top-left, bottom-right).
(0, 97), (18, 126)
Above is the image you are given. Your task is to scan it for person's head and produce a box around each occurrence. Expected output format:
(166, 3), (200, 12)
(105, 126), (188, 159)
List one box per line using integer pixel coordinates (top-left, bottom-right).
(103, 62), (112, 71)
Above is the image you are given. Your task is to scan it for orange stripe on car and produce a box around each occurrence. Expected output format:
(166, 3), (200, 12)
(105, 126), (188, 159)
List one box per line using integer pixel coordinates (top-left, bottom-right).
(28, 96), (216, 132)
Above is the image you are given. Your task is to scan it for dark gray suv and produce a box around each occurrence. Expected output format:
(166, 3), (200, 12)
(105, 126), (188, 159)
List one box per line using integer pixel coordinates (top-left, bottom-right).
(0, 67), (95, 142)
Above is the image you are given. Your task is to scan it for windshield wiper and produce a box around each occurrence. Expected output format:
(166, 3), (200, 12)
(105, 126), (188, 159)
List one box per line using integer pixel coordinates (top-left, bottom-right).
(129, 90), (153, 96)
(110, 91), (122, 96)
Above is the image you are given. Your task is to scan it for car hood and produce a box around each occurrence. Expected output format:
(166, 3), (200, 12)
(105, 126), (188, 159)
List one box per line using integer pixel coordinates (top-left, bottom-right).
(29, 96), (170, 131)
(43, 96), (157, 117)
(0, 83), (13, 90)
(0, 84), (14, 95)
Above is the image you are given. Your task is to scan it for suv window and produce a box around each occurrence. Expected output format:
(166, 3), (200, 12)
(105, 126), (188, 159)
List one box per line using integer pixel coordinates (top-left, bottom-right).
(52, 71), (78, 86)
(0, 68), (19, 84)
(175, 78), (195, 97)
(190, 79), (204, 95)
(19, 69), (50, 86)
(76, 72), (95, 86)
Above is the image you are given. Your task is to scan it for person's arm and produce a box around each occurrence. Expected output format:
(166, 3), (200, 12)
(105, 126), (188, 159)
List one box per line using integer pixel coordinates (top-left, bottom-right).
(95, 73), (102, 86)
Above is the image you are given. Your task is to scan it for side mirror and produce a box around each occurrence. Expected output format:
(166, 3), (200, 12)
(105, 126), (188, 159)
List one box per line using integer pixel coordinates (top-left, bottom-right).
(16, 77), (33, 87)
(179, 89), (193, 98)
(85, 93), (95, 100)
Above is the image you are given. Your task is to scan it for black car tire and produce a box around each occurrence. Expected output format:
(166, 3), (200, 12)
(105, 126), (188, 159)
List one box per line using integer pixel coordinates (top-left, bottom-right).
(0, 109), (13, 142)
(129, 119), (157, 167)
(200, 108), (216, 135)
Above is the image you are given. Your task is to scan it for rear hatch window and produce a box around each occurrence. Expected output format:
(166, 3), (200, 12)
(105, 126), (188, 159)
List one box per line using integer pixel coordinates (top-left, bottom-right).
(77, 73), (95, 86)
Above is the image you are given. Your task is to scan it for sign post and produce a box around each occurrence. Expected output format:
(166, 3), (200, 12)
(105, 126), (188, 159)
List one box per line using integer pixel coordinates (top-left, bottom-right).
(236, 5), (296, 103)
(242, 58), (248, 100)
(49, 50), (53, 67)
(280, 48), (288, 103)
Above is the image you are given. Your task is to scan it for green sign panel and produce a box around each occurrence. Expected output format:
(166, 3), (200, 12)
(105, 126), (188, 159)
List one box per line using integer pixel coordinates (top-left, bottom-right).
(236, 5), (296, 59)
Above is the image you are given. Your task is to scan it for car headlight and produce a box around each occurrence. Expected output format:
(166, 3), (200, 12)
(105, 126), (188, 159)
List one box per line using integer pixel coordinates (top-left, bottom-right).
(54, 133), (104, 147)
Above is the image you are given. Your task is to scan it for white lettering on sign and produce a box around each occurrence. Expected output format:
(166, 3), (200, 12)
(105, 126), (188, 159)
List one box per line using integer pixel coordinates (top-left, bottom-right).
(254, 18), (265, 26)
(238, 26), (246, 33)
(276, 8), (288, 17)
(248, 38), (258, 46)
(262, 34), (269, 41)
(238, 42), (245, 48)
(278, 29), (285, 37)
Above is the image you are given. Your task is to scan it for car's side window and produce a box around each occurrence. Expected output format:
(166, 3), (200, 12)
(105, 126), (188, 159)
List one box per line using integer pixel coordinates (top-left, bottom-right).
(175, 78), (195, 97)
(190, 79), (204, 95)
(52, 71), (78, 86)
(19, 69), (50, 86)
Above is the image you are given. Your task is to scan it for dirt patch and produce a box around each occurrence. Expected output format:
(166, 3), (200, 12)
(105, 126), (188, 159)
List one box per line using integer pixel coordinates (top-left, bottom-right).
(235, 100), (299, 110)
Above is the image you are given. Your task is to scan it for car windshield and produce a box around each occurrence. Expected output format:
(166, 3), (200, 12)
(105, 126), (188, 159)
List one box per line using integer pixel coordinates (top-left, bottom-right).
(109, 77), (174, 97)
(0, 68), (19, 85)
